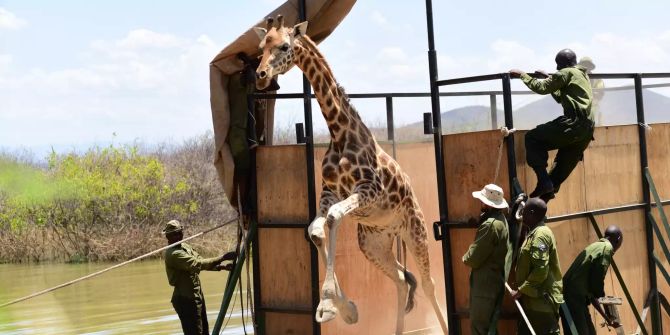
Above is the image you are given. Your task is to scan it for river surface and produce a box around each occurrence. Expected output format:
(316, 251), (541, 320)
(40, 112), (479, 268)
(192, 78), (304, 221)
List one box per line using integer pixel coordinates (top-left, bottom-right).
(0, 260), (253, 334)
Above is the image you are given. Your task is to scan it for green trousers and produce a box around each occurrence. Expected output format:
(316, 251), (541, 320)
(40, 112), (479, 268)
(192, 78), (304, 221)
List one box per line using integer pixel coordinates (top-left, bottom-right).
(172, 296), (210, 335)
(470, 296), (499, 335)
(525, 116), (594, 193)
(561, 296), (596, 335)
(518, 299), (560, 335)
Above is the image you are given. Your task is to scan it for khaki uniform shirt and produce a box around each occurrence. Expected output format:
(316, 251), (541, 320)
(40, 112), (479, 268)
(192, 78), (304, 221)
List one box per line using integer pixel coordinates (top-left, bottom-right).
(165, 243), (219, 302)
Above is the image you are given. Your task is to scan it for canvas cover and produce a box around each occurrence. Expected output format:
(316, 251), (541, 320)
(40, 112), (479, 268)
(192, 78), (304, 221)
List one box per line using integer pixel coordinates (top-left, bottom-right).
(209, 0), (356, 206)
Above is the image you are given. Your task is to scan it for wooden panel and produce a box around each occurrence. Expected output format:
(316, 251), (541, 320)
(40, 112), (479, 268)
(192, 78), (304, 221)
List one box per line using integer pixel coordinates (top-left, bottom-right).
(647, 123), (670, 200)
(584, 125), (642, 209)
(444, 130), (511, 221)
(264, 312), (313, 335)
(259, 229), (312, 309)
(257, 145), (310, 225)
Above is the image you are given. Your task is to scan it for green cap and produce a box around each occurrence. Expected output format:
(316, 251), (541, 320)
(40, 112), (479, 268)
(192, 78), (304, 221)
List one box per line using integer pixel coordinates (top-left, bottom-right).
(162, 220), (183, 234)
(578, 56), (595, 70)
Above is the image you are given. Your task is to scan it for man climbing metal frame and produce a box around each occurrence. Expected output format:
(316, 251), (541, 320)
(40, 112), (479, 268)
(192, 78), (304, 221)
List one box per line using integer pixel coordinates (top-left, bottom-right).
(509, 49), (594, 202)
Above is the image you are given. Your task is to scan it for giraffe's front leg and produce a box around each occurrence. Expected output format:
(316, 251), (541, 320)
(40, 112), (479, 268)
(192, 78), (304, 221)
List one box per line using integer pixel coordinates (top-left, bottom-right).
(310, 190), (358, 324)
(318, 185), (378, 323)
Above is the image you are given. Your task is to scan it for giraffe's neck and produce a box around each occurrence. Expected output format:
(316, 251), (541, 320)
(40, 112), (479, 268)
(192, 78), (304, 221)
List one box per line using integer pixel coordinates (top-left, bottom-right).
(293, 37), (372, 146)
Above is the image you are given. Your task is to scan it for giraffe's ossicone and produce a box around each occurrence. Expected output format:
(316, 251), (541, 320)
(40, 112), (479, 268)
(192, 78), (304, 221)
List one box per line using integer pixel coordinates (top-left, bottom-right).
(254, 16), (448, 335)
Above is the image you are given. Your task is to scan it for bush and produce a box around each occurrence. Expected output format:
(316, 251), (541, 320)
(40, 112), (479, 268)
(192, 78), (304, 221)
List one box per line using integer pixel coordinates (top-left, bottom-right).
(0, 133), (237, 263)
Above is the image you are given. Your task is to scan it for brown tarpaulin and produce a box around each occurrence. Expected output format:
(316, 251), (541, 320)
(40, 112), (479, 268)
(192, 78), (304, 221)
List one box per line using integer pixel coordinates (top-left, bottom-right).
(209, 0), (356, 205)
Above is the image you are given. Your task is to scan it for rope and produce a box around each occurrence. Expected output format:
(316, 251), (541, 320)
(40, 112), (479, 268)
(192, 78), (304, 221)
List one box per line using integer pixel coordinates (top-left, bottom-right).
(0, 216), (238, 309)
(493, 126), (516, 184)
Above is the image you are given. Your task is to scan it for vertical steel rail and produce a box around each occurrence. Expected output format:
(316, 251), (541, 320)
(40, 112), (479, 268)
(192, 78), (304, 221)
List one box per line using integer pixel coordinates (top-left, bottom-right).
(298, 2), (321, 335)
(424, 0), (457, 334)
(490, 94), (498, 130)
(635, 74), (662, 335)
(501, 75), (518, 198)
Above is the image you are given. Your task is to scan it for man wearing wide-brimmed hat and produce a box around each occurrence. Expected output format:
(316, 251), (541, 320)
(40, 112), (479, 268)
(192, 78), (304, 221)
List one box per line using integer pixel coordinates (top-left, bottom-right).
(163, 220), (236, 335)
(579, 56), (606, 126)
(463, 184), (513, 335)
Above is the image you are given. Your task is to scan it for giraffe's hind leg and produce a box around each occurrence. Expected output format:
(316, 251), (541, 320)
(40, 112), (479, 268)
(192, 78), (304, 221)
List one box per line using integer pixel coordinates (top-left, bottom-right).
(402, 214), (449, 334)
(358, 224), (411, 335)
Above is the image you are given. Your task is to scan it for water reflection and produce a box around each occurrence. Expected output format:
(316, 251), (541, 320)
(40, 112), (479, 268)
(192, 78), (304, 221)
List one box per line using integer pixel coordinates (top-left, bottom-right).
(0, 260), (252, 334)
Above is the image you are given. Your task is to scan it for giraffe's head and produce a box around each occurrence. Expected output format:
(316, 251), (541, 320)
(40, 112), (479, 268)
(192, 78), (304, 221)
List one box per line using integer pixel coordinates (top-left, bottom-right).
(253, 16), (308, 90)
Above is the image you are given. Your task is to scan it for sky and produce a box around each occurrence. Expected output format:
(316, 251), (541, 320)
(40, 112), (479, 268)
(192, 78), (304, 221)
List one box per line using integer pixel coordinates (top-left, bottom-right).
(1, 0), (670, 158)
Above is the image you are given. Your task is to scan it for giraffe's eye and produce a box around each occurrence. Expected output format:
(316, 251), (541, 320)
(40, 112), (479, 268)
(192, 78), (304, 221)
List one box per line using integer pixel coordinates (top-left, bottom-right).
(279, 43), (289, 52)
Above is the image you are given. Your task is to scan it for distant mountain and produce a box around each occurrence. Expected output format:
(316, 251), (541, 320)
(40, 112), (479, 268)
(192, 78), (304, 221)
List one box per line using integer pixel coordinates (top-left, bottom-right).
(395, 89), (670, 139)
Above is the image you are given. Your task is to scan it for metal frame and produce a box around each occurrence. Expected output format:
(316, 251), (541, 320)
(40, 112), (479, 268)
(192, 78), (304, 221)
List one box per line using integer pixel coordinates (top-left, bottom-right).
(238, 0), (670, 333)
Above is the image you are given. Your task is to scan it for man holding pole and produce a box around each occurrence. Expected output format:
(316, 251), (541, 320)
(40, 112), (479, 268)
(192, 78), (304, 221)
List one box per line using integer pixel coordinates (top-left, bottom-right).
(463, 184), (513, 334)
(510, 198), (563, 335)
(163, 219), (236, 335)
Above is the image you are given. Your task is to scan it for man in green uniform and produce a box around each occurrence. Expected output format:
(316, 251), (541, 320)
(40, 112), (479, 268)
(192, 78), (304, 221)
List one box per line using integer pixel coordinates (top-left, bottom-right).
(511, 198), (563, 335)
(510, 49), (594, 201)
(463, 184), (513, 335)
(163, 220), (236, 335)
(561, 225), (623, 334)
(579, 56), (606, 126)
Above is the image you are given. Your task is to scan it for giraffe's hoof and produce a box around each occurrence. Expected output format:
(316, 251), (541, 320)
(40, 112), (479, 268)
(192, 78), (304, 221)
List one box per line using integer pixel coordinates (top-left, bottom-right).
(315, 299), (338, 323)
(340, 300), (358, 324)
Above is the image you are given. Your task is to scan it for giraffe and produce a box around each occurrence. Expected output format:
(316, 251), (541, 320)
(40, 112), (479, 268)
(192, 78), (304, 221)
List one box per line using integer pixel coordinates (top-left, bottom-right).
(253, 16), (448, 335)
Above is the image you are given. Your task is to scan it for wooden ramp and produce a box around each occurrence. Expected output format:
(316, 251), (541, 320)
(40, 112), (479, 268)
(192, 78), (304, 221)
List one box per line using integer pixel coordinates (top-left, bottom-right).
(254, 123), (670, 334)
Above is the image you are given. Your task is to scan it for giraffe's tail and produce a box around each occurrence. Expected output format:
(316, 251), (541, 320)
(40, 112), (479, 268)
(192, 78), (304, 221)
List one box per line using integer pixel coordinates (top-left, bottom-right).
(404, 269), (418, 313)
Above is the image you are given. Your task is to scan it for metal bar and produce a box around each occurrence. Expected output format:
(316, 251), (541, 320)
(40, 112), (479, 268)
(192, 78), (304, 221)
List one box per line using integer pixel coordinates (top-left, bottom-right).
(424, 0), (457, 334)
(386, 97), (397, 159)
(587, 214), (649, 335)
(257, 306), (313, 315)
(653, 253), (670, 287)
(649, 213), (670, 264)
(436, 73), (504, 86)
(646, 168), (670, 239)
(258, 223), (309, 229)
(298, 0), (320, 333)
(640, 73), (670, 79)
(252, 82), (670, 100)
(546, 203), (647, 223)
(636, 74), (662, 335)
(501, 74), (518, 199)
(212, 219), (257, 334)
(490, 94), (498, 129)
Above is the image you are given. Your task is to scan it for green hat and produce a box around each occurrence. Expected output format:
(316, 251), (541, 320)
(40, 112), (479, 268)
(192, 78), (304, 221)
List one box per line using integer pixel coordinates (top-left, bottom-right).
(162, 220), (183, 234)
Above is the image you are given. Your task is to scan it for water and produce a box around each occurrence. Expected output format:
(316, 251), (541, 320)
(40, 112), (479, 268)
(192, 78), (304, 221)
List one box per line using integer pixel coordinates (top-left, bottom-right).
(0, 260), (253, 334)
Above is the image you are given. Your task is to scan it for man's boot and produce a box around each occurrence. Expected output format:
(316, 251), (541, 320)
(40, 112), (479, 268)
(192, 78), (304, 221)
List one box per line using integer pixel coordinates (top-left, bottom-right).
(530, 167), (554, 198)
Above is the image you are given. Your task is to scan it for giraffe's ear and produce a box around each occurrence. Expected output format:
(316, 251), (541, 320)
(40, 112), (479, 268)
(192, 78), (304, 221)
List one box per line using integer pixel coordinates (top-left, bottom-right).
(253, 27), (267, 40)
(293, 21), (308, 37)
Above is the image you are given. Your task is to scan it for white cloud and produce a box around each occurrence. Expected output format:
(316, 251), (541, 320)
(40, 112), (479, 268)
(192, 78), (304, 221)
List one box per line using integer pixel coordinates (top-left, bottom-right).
(370, 10), (388, 26)
(0, 29), (221, 150)
(0, 54), (12, 73)
(0, 8), (27, 30)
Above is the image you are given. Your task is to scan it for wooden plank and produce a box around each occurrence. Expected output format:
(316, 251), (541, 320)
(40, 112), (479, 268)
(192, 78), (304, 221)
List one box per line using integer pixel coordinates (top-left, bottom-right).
(258, 229), (312, 309)
(647, 123), (670, 200)
(264, 312), (313, 335)
(443, 129), (511, 221)
(584, 125), (642, 209)
(257, 145), (310, 225)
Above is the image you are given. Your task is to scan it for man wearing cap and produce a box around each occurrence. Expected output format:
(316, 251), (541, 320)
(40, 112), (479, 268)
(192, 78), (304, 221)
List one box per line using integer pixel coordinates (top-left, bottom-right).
(510, 198), (563, 335)
(163, 220), (236, 335)
(561, 225), (623, 335)
(579, 56), (605, 126)
(509, 49), (594, 202)
(463, 184), (513, 335)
